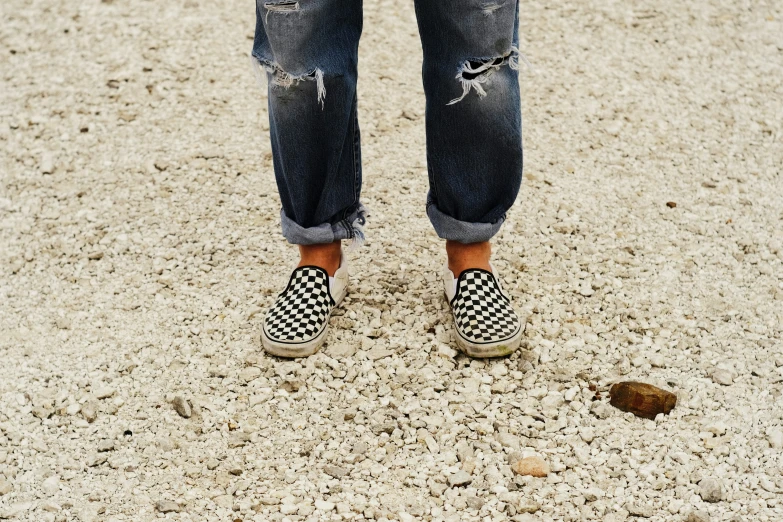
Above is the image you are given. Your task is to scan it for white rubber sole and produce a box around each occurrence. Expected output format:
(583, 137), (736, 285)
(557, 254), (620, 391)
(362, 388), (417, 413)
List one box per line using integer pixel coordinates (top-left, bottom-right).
(261, 286), (347, 358)
(453, 323), (523, 358)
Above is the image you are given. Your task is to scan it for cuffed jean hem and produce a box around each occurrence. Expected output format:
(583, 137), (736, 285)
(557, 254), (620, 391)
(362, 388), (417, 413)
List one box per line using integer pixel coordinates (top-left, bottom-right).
(426, 199), (505, 244)
(280, 205), (367, 245)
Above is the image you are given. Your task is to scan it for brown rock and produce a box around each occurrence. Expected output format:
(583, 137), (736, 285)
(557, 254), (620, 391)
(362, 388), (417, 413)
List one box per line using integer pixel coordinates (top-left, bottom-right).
(666, 201), (677, 208)
(609, 381), (676, 420)
(511, 456), (549, 477)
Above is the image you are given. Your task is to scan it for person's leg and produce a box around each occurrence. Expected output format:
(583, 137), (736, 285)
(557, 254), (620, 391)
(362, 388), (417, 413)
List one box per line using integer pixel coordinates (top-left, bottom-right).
(446, 240), (491, 275)
(253, 0), (363, 357)
(414, 1), (524, 357)
(413, 0), (523, 268)
(252, 0), (365, 273)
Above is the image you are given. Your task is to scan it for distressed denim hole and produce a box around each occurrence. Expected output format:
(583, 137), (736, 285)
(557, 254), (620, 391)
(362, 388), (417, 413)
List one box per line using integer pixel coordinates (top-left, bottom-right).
(462, 58), (504, 80)
(263, 1), (299, 22)
(481, 2), (504, 15)
(264, 0), (299, 12)
(250, 56), (326, 108)
(448, 47), (528, 105)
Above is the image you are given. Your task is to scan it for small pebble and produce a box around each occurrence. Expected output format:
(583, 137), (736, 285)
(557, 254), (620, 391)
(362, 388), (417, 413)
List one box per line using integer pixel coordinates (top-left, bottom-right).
(699, 478), (723, 503)
(155, 500), (182, 513)
(687, 510), (710, 522)
(511, 456), (549, 477)
(711, 370), (734, 386)
(41, 476), (59, 496)
(81, 402), (98, 423)
(627, 503), (653, 518)
(31, 439), (49, 453)
(315, 500), (335, 511)
(171, 396), (192, 418)
(448, 470), (473, 487)
(94, 387), (115, 400)
(323, 465), (348, 479)
(768, 430), (783, 449)
(466, 497), (485, 510)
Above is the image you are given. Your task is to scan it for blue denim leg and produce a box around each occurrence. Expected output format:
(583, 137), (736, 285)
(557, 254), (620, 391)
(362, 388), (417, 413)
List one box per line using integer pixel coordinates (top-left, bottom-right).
(415, 0), (524, 244)
(252, 0), (365, 245)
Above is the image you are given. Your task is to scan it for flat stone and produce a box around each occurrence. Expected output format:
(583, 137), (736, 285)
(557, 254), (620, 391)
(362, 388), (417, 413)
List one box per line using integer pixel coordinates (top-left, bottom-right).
(239, 366), (262, 383)
(280, 504), (298, 515)
(371, 422), (396, 435)
(155, 500), (182, 513)
(40, 501), (61, 512)
(424, 436), (439, 454)
(518, 501), (540, 513)
(368, 347), (394, 361)
(87, 454), (107, 467)
(323, 465), (348, 479)
(609, 381), (677, 420)
(31, 439), (49, 452)
(448, 470), (473, 487)
(496, 432), (520, 449)
(327, 343), (357, 357)
(687, 510), (710, 522)
(466, 497), (485, 510)
(627, 503), (653, 517)
(94, 387), (115, 399)
(0, 479), (12, 496)
(315, 500), (335, 511)
(768, 429), (783, 449)
(0, 502), (33, 519)
(711, 370), (734, 386)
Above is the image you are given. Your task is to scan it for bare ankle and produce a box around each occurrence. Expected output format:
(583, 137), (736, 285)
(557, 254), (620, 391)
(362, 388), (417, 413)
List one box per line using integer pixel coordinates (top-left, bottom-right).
(446, 240), (492, 276)
(298, 241), (342, 276)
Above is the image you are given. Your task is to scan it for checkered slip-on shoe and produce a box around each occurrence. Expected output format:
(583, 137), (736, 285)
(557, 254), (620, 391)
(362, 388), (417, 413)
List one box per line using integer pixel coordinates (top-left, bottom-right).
(444, 266), (523, 358)
(261, 255), (348, 358)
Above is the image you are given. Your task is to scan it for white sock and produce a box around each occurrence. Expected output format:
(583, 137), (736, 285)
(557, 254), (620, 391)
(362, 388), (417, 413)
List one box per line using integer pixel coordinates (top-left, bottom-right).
(329, 276), (335, 290)
(452, 278), (458, 296)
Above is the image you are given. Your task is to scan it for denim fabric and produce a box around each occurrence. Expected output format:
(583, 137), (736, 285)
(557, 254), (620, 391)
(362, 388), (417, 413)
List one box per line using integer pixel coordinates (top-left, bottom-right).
(252, 0), (523, 245)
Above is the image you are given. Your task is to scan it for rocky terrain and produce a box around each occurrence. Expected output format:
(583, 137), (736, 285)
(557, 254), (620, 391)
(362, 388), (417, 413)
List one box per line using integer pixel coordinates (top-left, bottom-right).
(1, 0), (782, 520)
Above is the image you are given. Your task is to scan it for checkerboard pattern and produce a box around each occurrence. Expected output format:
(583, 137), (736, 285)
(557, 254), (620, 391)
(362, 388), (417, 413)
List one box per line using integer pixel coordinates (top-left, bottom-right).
(264, 267), (335, 343)
(452, 269), (520, 344)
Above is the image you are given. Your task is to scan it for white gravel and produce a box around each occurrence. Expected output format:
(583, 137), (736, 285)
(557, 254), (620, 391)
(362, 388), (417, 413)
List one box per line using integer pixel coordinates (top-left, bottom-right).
(1, 0), (783, 521)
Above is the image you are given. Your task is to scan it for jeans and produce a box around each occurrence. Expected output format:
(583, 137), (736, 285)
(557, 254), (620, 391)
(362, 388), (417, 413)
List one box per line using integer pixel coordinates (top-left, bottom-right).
(252, 0), (523, 245)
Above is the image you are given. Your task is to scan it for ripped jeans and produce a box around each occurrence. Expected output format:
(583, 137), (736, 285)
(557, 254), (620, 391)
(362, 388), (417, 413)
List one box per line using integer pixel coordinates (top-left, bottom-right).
(252, 0), (523, 245)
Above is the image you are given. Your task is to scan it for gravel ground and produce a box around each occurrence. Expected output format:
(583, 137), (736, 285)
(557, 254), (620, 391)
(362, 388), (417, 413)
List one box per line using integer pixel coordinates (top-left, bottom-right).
(2, 0), (783, 521)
